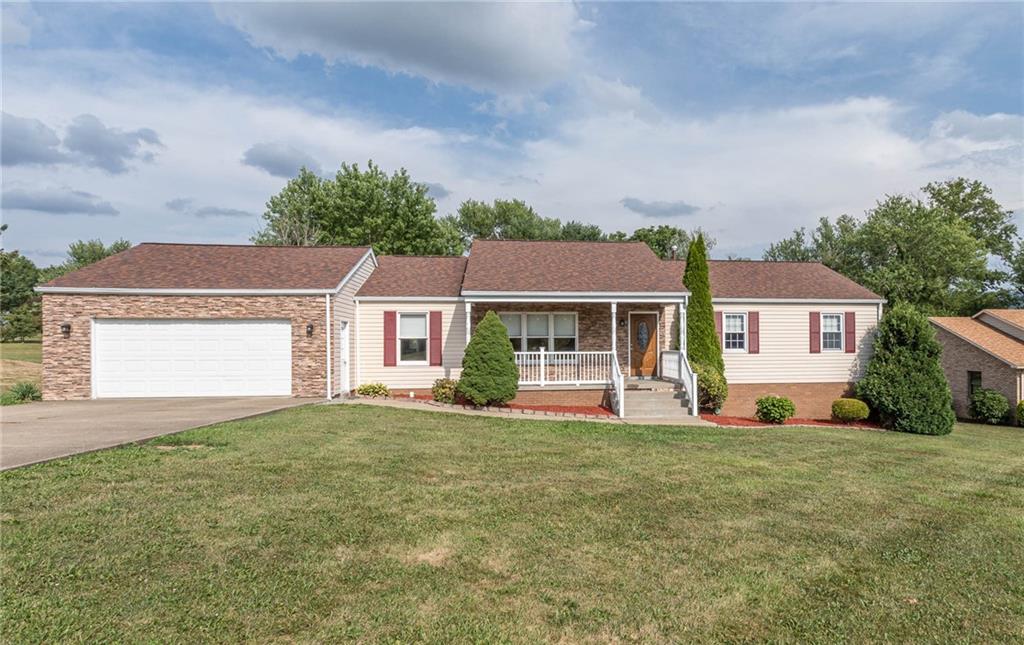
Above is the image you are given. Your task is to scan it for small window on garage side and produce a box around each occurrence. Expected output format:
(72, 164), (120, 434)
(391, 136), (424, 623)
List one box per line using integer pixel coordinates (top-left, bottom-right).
(968, 371), (982, 399)
(398, 313), (428, 364)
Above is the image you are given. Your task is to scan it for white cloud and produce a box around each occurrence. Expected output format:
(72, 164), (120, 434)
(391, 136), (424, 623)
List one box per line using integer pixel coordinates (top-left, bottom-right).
(2, 186), (118, 216)
(214, 3), (588, 93)
(63, 114), (163, 174)
(620, 197), (700, 218)
(1, 112), (66, 166)
(930, 110), (1023, 143)
(1, 5), (32, 46)
(242, 142), (322, 178)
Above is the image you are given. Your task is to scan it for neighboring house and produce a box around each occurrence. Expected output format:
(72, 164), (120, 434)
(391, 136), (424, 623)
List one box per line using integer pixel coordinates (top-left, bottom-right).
(930, 309), (1024, 421)
(37, 240), (884, 419)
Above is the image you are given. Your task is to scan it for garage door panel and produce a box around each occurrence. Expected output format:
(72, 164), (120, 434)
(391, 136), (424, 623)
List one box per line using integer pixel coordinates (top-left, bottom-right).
(93, 320), (292, 398)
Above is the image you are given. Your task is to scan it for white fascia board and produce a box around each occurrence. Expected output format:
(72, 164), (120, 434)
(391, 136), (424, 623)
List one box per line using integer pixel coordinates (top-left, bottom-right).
(712, 297), (887, 304)
(463, 296), (686, 304)
(332, 248), (377, 293)
(462, 290), (690, 297)
(36, 286), (332, 296)
(354, 296), (463, 302)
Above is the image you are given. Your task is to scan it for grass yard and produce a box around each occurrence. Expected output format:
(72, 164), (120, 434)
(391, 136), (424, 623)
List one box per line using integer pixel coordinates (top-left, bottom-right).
(2, 405), (1022, 642)
(0, 342), (42, 394)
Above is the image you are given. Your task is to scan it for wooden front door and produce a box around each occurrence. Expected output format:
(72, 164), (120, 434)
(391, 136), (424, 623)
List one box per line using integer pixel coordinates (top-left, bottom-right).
(630, 313), (658, 377)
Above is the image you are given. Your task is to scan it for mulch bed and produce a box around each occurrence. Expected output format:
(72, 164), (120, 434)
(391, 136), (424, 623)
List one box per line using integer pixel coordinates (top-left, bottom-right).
(701, 413), (883, 430)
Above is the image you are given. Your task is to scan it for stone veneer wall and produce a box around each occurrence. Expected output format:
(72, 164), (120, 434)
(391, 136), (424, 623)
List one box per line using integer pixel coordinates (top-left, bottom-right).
(42, 294), (328, 400)
(932, 325), (1022, 420)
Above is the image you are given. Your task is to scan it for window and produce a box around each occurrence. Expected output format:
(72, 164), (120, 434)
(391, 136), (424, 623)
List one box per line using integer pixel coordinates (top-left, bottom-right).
(723, 313), (747, 351)
(968, 371), (982, 399)
(821, 313), (843, 351)
(499, 313), (577, 353)
(398, 313), (428, 363)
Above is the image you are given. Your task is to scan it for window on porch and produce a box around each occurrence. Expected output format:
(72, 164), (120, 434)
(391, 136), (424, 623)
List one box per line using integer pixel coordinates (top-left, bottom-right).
(499, 313), (577, 352)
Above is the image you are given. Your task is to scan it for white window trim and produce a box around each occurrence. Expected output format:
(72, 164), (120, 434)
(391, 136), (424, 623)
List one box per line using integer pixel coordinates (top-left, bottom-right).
(498, 312), (579, 353)
(820, 312), (844, 352)
(397, 312), (430, 365)
(723, 312), (748, 353)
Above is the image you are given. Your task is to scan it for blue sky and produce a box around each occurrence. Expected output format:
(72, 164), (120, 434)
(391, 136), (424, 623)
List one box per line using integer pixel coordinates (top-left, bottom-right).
(2, 2), (1022, 264)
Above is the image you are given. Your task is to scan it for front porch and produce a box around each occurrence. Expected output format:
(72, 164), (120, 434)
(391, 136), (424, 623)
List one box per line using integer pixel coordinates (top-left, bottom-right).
(465, 300), (698, 417)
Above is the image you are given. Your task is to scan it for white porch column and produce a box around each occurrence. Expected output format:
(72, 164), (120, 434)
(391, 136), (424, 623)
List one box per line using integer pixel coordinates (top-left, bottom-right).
(610, 302), (617, 358)
(464, 301), (472, 346)
(678, 299), (687, 353)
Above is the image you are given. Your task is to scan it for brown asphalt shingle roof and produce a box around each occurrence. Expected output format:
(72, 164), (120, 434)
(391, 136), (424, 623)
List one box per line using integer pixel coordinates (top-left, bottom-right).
(665, 260), (883, 300)
(40, 243), (372, 291)
(975, 309), (1024, 332)
(357, 256), (468, 297)
(930, 316), (1024, 368)
(462, 240), (687, 293)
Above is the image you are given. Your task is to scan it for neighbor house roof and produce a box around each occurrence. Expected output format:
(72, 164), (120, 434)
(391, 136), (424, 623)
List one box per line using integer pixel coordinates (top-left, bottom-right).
(930, 316), (1024, 368)
(38, 243), (373, 292)
(462, 240), (688, 294)
(667, 260), (884, 301)
(356, 256), (468, 298)
(974, 308), (1024, 332)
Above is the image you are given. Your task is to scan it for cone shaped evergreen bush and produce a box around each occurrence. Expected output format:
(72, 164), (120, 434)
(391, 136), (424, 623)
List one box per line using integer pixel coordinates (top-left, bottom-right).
(458, 310), (519, 406)
(856, 303), (955, 435)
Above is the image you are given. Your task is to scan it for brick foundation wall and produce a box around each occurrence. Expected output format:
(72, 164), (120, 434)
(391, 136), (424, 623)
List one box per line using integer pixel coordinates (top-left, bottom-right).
(42, 294), (328, 400)
(932, 326), (1022, 419)
(385, 386), (609, 407)
(721, 382), (855, 419)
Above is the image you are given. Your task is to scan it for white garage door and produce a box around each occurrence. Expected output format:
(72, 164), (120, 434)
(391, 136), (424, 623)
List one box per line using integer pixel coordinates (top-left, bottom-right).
(93, 319), (292, 398)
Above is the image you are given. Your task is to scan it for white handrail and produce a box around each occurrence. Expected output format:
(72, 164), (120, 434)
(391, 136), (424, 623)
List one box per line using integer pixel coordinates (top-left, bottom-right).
(658, 349), (698, 416)
(610, 356), (625, 417)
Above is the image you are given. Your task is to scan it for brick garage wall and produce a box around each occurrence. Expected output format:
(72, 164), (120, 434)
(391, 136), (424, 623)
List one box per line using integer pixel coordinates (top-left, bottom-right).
(42, 294), (328, 400)
(722, 382), (855, 419)
(932, 326), (1021, 419)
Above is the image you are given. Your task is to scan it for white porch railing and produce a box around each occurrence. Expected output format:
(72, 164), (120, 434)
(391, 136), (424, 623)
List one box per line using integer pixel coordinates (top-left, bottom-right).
(610, 355), (625, 418)
(514, 349), (616, 386)
(659, 350), (698, 416)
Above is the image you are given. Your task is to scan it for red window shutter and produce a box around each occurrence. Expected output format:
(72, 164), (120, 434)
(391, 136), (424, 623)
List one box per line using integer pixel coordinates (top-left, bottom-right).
(844, 311), (856, 353)
(383, 311), (397, 367)
(714, 311), (723, 346)
(809, 311), (821, 353)
(429, 311), (442, 366)
(748, 312), (760, 354)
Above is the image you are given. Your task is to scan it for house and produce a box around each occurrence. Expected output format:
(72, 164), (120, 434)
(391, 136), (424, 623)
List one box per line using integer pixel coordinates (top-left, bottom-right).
(37, 240), (884, 419)
(930, 310), (1024, 420)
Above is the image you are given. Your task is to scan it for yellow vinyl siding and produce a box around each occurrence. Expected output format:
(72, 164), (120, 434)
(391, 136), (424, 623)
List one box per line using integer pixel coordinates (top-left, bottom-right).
(357, 300), (466, 389)
(716, 303), (880, 384)
(333, 254), (376, 394)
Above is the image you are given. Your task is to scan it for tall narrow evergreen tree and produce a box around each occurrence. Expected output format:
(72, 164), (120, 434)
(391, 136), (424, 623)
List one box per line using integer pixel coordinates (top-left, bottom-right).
(683, 234), (724, 373)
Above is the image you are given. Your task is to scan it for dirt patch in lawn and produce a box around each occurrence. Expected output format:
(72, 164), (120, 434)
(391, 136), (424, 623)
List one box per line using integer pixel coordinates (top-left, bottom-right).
(1, 360), (41, 391)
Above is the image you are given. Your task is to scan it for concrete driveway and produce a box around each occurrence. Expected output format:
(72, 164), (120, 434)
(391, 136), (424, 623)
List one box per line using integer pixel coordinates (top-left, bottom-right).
(0, 397), (316, 470)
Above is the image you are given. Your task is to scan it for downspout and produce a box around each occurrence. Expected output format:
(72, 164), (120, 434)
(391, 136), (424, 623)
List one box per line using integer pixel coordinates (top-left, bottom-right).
(355, 299), (361, 389)
(325, 294), (332, 400)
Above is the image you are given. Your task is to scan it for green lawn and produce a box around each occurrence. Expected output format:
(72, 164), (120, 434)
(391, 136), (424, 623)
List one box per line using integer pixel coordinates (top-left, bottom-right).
(0, 341), (42, 363)
(2, 406), (1021, 642)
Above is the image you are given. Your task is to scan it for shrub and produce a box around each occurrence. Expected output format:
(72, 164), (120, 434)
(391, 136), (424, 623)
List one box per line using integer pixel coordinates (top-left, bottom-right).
(756, 395), (796, 424)
(693, 362), (728, 412)
(431, 378), (459, 404)
(969, 388), (1010, 425)
(832, 398), (869, 423)
(1017, 400), (1024, 426)
(683, 235), (724, 373)
(1, 381), (41, 406)
(856, 303), (955, 436)
(458, 310), (519, 406)
(355, 382), (390, 398)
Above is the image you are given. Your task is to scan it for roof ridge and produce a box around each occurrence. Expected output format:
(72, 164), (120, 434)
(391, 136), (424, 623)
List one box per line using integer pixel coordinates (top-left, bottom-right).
(470, 238), (647, 245)
(137, 242), (372, 249)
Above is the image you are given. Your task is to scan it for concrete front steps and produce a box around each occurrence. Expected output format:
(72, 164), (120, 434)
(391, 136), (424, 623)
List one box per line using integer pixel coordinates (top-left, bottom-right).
(623, 378), (708, 424)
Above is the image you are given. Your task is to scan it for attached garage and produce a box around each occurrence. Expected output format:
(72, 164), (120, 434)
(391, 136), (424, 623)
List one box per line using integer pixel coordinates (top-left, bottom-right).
(92, 319), (292, 398)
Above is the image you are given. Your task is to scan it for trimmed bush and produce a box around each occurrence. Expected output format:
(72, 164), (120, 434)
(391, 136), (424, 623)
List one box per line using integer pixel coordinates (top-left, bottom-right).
(832, 398), (869, 423)
(756, 395), (796, 424)
(458, 310), (519, 407)
(969, 388), (1010, 425)
(1, 381), (41, 406)
(431, 378), (459, 404)
(856, 303), (955, 436)
(1017, 400), (1024, 426)
(684, 235), (724, 373)
(693, 362), (728, 412)
(356, 382), (390, 398)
